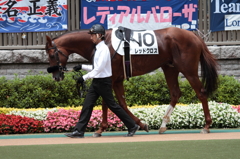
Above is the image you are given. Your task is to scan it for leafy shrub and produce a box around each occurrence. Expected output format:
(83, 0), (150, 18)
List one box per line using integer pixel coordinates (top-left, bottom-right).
(178, 79), (198, 104)
(0, 73), (85, 108)
(210, 75), (240, 105)
(124, 72), (240, 105)
(1, 71), (240, 108)
(124, 71), (170, 106)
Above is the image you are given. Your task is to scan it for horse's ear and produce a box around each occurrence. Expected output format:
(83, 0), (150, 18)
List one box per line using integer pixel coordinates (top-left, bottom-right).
(46, 35), (52, 47)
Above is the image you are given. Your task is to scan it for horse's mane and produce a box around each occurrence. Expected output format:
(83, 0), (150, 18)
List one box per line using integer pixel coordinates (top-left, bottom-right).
(52, 29), (89, 40)
(52, 28), (113, 40)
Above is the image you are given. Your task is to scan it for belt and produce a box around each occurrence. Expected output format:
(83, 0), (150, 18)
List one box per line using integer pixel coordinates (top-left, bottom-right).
(93, 77), (111, 81)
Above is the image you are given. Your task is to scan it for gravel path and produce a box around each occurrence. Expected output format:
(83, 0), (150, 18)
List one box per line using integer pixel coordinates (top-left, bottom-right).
(1, 131), (240, 146)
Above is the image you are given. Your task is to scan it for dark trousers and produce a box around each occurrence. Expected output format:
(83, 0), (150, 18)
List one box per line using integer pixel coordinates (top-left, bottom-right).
(74, 77), (135, 133)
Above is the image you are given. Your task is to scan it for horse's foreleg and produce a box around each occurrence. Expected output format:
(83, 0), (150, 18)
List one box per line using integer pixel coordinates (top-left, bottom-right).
(93, 100), (108, 137)
(113, 80), (149, 132)
(159, 105), (174, 134)
(159, 66), (181, 134)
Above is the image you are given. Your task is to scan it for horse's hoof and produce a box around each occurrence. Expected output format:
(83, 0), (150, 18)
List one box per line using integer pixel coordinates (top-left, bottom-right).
(92, 133), (102, 137)
(159, 127), (167, 134)
(143, 124), (149, 132)
(200, 129), (210, 134)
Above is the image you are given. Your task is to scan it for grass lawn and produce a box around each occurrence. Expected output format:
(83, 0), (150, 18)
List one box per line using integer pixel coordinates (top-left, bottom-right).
(0, 139), (239, 159)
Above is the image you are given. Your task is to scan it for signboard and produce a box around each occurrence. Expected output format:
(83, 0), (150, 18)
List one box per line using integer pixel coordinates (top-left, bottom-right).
(210, 0), (240, 32)
(80, 0), (198, 30)
(111, 28), (158, 55)
(0, 0), (68, 33)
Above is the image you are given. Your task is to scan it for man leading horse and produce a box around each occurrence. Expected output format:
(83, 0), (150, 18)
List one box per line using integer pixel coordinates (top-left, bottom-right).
(46, 23), (218, 136)
(64, 24), (139, 138)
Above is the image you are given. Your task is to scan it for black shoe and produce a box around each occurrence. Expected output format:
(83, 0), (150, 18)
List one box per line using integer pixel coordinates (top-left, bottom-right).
(125, 124), (140, 137)
(64, 132), (73, 137)
(65, 130), (84, 138)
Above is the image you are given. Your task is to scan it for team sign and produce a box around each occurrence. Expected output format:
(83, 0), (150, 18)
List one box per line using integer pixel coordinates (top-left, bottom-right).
(210, 0), (240, 32)
(0, 0), (67, 33)
(111, 28), (158, 55)
(81, 0), (198, 31)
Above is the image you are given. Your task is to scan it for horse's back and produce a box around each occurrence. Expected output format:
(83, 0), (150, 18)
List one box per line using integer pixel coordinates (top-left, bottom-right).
(153, 27), (205, 72)
(155, 27), (204, 61)
(155, 27), (201, 46)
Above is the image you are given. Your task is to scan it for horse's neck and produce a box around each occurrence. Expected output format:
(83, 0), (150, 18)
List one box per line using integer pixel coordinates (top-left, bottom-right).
(59, 34), (95, 62)
(71, 46), (94, 62)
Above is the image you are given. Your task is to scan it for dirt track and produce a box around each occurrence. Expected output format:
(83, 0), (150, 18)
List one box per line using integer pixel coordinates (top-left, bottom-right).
(1, 132), (240, 146)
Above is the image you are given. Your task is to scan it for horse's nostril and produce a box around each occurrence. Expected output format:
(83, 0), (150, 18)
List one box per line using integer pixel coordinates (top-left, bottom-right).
(54, 77), (60, 82)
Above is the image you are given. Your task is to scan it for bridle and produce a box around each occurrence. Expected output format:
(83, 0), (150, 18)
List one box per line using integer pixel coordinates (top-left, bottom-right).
(46, 40), (87, 98)
(47, 41), (68, 78)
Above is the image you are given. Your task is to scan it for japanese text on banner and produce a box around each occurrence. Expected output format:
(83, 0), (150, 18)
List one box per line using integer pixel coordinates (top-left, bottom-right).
(81, 0), (198, 30)
(0, 0), (68, 33)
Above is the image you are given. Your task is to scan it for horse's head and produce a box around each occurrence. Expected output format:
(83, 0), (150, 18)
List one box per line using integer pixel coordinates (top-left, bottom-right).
(45, 35), (69, 81)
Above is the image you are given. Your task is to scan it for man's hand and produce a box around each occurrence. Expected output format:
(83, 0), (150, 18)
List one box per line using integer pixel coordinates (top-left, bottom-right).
(77, 77), (84, 84)
(73, 64), (82, 71)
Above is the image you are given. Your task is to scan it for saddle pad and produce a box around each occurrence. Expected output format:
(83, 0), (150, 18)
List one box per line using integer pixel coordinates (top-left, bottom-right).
(111, 28), (159, 56)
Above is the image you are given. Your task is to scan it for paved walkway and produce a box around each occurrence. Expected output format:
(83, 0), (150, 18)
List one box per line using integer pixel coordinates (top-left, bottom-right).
(1, 129), (240, 146)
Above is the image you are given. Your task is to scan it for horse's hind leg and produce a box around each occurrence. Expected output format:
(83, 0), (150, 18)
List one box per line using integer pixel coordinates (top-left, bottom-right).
(159, 66), (181, 134)
(184, 74), (211, 133)
(93, 100), (108, 137)
(113, 80), (149, 132)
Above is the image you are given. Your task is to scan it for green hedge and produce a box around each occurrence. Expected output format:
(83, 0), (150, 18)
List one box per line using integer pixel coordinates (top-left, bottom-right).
(123, 72), (240, 105)
(124, 72), (170, 105)
(0, 73), (83, 108)
(0, 71), (240, 108)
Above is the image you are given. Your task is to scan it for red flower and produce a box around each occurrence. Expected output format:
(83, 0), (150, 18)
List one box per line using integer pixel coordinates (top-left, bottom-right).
(0, 114), (44, 134)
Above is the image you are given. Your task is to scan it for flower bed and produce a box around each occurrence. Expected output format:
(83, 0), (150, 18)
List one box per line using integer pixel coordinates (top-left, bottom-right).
(0, 114), (43, 134)
(0, 101), (240, 134)
(232, 105), (240, 113)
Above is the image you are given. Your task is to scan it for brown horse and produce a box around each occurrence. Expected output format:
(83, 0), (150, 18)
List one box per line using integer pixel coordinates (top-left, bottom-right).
(45, 27), (218, 136)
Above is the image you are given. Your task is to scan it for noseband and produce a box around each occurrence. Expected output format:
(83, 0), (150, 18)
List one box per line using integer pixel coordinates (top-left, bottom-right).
(47, 41), (87, 98)
(47, 41), (68, 74)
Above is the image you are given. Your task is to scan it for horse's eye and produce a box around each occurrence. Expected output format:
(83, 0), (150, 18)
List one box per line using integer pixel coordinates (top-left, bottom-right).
(49, 54), (55, 59)
(49, 55), (55, 59)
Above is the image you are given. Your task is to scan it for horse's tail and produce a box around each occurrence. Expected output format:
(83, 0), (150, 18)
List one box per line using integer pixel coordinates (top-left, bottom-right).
(196, 34), (219, 97)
